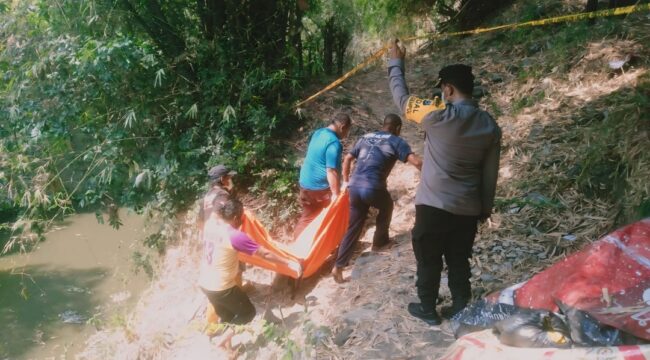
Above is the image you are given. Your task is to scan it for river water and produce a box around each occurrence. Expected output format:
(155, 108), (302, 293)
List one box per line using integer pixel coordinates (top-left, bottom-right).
(0, 211), (153, 359)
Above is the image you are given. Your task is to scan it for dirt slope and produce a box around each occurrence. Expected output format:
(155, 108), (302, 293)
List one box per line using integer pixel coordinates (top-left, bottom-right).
(77, 53), (458, 360)
(80, 5), (650, 358)
(295, 55), (457, 359)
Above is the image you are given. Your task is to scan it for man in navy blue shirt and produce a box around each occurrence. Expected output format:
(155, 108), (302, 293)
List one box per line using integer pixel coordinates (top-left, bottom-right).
(332, 114), (422, 282)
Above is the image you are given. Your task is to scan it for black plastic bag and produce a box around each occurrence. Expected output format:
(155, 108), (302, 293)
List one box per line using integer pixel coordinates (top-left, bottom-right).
(494, 308), (572, 348)
(450, 299), (519, 338)
(557, 301), (648, 347)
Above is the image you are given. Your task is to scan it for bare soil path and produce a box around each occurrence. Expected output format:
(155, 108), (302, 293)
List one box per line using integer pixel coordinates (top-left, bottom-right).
(254, 54), (460, 359)
(81, 19), (650, 357)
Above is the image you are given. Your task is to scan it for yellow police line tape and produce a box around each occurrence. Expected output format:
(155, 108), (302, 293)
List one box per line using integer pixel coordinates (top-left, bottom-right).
(294, 3), (650, 108)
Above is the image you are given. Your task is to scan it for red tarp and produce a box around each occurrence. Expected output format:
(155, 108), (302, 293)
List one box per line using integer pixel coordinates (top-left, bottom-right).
(515, 219), (650, 340)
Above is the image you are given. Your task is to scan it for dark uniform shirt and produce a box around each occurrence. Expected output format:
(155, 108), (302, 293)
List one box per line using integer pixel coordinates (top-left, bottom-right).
(348, 131), (413, 190)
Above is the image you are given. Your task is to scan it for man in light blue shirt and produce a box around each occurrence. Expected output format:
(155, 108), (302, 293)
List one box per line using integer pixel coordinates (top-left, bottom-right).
(294, 113), (351, 239)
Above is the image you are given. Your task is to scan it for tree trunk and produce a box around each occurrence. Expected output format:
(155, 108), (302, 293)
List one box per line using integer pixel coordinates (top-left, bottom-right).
(454, 0), (513, 30)
(334, 28), (350, 76)
(144, 0), (186, 58)
(120, 0), (186, 59)
(294, 1), (303, 75)
(323, 17), (335, 75)
(197, 0), (226, 41)
(585, 0), (598, 25)
(585, 0), (598, 12)
(246, 0), (289, 68)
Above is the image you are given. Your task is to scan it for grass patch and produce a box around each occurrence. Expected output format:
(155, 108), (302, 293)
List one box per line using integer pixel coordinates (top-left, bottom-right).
(637, 198), (650, 219)
(495, 194), (563, 212)
(570, 74), (650, 222)
(575, 149), (628, 199)
(485, 97), (504, 118)
(512, 90), (545, 113)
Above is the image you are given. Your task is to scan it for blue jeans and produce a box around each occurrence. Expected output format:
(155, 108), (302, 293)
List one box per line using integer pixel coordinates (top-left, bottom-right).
(335, 187), (393, 267)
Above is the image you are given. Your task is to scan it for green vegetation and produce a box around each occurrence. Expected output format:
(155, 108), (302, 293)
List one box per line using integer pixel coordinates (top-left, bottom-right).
(507, 5), (647, 226)
(2, 0), (648, 357)
(572, 74), (650, 222)
(0, 0), (301, 249)
(354, 0), (511, 35)
(449, 0), (650, 227)
(2, 0), (646, 261)
(1, 0), (510, 254)
(512, 90), (546, 114)
(0, 0), (366, 253)
(201, 311), (329, 359)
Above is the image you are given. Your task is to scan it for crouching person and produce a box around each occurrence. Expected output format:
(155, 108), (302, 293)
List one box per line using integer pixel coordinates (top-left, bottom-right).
(198, 197), (301, 324)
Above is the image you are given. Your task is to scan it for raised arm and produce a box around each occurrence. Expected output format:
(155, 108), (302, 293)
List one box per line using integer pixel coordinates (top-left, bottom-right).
(388, 39), (445, 124)
(387, 40), (410, 114)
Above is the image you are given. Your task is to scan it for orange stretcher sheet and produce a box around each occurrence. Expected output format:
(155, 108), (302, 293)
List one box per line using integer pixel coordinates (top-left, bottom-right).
(238, 189), (350, 278)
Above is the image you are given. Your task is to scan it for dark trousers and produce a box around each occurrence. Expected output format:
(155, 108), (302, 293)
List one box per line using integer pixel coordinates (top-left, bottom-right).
(335, 187), (394, 268)
(294, 187), (331, 239)
(411, 205), (478, 310)
(201, 286), (256, 325)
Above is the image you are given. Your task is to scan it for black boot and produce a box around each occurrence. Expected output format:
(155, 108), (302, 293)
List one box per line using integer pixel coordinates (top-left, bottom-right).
(440, 298), (469, 319)
(407, 303), (442, 325)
